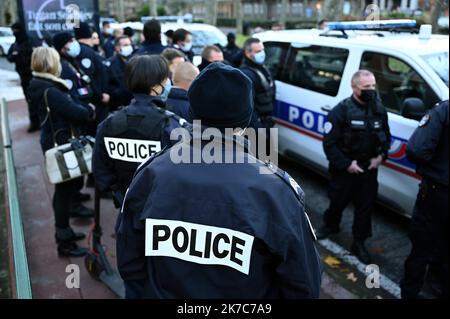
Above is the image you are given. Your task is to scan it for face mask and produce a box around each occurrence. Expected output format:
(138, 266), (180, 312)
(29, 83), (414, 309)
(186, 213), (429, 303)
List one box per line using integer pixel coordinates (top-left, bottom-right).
(67, 40), (81, 58)
(254, 51), (266, 65)
(359, 89), (377, 103)
(120, 45), (133, 57)
(180, 41), (193, 52)
(159, 79), (172, 102)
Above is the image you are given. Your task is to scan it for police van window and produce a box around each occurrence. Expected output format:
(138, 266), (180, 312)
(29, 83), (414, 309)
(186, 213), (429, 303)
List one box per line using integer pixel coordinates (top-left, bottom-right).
(283, 45), (349, 96)
(263, 42), (290, 81)
(360, 52), (440, 114)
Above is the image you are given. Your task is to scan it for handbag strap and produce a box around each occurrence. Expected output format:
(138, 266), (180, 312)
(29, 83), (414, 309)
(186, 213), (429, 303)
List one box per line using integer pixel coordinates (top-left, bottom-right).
(44, 88), (75, 147)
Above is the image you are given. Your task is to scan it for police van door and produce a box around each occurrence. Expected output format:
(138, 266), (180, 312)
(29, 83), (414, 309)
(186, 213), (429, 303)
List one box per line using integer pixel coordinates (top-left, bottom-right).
(357, 50), (443, 216)
(265, 41), (352, 173)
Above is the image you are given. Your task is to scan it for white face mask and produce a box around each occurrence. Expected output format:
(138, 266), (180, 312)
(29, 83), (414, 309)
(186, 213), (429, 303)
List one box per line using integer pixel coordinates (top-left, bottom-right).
(67, 40), (81, 58)
(180, 41), (193, 52)
(119, 45), (133, 57)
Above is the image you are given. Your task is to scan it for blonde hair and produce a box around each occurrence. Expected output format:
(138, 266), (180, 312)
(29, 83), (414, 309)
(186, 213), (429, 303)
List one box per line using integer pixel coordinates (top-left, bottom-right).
(31, 46), (61, 76)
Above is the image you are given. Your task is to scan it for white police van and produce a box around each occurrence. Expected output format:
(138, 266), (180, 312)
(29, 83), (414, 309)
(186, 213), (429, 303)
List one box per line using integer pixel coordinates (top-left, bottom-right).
(255, 20), (449, 217)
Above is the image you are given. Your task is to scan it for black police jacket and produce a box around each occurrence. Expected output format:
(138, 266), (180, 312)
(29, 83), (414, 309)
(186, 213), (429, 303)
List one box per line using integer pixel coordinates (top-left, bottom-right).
(93, 94), (187, 197)
(28, 73), (94, 153)
(133, 40), (167, 56)
(407, 100), (449, 186)
(240, 57), (276, 117)
(105, 54), (133, 111)
(323, 96), (391, 171)
(60, 57), (93, 104)
(116, 132), (322, 298)
(167, 88), (191, 122)
(7, 37), (40, 80)
(76, 43), (108, 105)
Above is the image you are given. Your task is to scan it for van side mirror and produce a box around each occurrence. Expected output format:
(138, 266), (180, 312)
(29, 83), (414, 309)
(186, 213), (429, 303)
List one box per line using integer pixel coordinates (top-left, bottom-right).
(402, 98), (426, 121)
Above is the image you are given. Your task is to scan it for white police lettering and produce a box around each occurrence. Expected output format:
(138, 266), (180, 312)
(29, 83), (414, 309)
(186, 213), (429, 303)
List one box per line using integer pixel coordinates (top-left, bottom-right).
(145, 219), (254, 275)
(81, 58), (92, 69)
(324, 122), (333, 134)
(104, 137), (161, 163)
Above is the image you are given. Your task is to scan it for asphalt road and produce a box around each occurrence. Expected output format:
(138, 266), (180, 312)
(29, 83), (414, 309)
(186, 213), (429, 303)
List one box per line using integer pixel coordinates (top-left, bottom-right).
(278, 154), (440, 299)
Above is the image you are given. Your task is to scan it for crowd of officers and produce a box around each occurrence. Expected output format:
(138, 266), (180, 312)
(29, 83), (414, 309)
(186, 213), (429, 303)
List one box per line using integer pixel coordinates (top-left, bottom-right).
(6, 19), (448, 300)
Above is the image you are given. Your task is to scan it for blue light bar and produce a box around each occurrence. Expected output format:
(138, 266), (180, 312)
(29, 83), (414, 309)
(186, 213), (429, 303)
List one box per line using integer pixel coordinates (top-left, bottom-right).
(327, 19), (417, 30)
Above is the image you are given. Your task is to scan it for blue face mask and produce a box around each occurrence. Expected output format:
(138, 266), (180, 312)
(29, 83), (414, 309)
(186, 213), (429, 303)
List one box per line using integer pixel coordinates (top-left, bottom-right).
(160, 79), (172, 102)
(67, 40), (81, 58)
(254, 50), (266, 65)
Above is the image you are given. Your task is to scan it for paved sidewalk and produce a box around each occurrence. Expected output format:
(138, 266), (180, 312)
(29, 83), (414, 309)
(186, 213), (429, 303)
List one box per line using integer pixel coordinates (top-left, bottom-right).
(7, 98), (118, 298)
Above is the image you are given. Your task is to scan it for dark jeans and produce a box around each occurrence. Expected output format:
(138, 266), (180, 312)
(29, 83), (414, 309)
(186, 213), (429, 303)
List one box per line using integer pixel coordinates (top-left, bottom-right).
(53, 177), (84, 228)
(401, 181), (449, 299)
(323, 168), (378, 241)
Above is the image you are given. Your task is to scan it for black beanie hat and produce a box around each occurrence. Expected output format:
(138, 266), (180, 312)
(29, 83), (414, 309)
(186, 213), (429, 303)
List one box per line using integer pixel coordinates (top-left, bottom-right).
(74, 22), (92, 39)
(52, 32), (73, 52)
(188, 62), (253, 130)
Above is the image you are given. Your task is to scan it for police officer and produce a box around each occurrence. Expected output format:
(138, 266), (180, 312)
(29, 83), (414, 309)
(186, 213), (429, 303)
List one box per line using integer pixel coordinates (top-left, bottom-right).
(52, 31), (96, 216)
(223, 32), (244, 68)
(116, 63), (322, 299)
(7, 22), (41, 132)
(240, 38), (276, 156)
(316, 70), (391, 264)
(401, 100), (449, 299)
(73, 22), (110, 128)
(133, 19), (167, 56)
(105, 35), (133, 111)
(93, 55), (186, 210)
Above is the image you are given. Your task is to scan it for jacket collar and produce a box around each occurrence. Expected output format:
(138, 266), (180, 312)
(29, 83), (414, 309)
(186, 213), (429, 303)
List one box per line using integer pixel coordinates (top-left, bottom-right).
(169, 87), (188, 100)
(132, 94), (165, 108)
(32, 72), (70, 90)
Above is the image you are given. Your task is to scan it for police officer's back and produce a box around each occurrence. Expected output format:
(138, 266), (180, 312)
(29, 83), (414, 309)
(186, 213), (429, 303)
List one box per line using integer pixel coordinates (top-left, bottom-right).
(133, 19), (166, 56)
(401, 100), (449, 299)
(166, 62), (199, 121)
(116, 63), (322, 299)
(317, 70), (391, 264)
(93, 55), (183, 205)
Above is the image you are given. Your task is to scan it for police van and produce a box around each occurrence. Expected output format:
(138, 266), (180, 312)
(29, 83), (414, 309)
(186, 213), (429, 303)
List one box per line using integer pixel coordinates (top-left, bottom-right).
(255, 20), (449, 217)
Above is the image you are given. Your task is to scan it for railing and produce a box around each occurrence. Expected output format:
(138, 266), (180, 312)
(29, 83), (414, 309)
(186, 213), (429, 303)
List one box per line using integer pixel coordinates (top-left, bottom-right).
(0, 98), (32, 299)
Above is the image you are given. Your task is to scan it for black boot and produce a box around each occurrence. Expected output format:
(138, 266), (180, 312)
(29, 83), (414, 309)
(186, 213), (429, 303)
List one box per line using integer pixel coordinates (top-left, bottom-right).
(55, 227), (88, 257)
(74, 192), (91, 203)
(70, 204), (95, 218)
(315, 225), (339, 240)
(351, 240), (371, 264)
